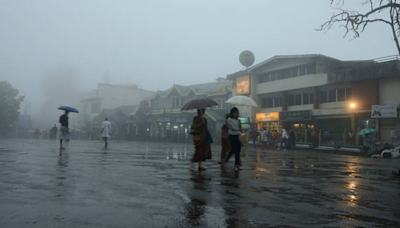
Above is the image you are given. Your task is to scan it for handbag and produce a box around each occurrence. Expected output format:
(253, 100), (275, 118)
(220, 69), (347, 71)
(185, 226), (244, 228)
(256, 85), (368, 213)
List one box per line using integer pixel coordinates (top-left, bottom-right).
(238, 133), (248, 146)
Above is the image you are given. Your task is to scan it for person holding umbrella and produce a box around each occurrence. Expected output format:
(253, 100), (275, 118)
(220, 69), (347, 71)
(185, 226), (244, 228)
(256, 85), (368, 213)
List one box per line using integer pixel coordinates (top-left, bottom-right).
(57, 106), (79, 149)
(59, 110), (70, 149)
(224, 107), (242, 171)
(190, 108), (212, 170)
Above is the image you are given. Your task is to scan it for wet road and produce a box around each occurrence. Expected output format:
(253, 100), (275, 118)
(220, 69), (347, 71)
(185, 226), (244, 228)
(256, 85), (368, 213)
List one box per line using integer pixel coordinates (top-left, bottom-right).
(0, 139), (399, 228)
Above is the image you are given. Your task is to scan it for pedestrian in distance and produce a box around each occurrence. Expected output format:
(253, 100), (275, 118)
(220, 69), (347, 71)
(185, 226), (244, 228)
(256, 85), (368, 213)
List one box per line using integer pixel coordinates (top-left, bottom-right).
(288, 129), (296, 150)
(101, 118), (112, 148)
(219, 113), (231, 165)
(280, 128), (288, 151)
(250, 126), (259, 149)
(190, 108), (212, 170)
(224, 107), (242, 171)
(59, 111), (70, 149)
(50, 124), (58, 140)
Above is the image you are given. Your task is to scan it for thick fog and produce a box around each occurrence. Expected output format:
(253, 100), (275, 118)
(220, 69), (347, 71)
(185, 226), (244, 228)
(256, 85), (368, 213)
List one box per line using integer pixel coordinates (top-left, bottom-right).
(0, 0), (396, 128)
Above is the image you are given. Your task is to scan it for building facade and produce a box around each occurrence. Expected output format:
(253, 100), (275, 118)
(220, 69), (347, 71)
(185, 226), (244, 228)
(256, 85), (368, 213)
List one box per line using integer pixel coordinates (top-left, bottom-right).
(227, 54), (400, 145)
(149, 79), (233, 143)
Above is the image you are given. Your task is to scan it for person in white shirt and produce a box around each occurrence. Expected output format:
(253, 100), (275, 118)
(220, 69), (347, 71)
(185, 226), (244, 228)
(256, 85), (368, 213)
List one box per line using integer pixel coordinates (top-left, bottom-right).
(224, 107), (242, 171)
(101, 118), (112, 148)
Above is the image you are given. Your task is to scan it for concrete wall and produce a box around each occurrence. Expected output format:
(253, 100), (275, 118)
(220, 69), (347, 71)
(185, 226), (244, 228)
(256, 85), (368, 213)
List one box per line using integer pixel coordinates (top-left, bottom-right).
(379, 76), (400, 106)
(256, 73), (329, 94)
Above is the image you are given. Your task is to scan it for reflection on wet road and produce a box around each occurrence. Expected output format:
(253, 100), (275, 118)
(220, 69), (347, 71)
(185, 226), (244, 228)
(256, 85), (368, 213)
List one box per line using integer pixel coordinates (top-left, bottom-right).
(0, 139), (399, 227)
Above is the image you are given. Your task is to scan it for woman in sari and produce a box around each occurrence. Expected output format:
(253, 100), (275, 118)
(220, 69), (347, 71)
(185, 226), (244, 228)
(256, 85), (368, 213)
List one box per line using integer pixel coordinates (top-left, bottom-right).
(191, 108), (212, 170)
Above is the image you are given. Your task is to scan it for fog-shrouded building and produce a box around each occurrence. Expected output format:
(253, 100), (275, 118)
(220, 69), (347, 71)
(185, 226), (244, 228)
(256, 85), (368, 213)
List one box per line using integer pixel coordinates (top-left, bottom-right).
(149, 79), (233, 143)
(79, 83), (155, 126)
(227, 54), (400, 145)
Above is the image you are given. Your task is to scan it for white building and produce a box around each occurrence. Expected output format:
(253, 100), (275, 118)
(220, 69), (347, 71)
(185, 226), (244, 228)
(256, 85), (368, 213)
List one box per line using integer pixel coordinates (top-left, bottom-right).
(80, 83), (155, 123)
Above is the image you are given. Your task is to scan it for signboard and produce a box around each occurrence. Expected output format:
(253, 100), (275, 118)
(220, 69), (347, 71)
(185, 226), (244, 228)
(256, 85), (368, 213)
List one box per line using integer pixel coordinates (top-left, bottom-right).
(255, 112), (279, 122)
(155, 117), (171, 123)
(239, 117), (250, 130)
(390, 130), (400, 145)
(279, 110), (312, 122)
(371, 105), (398, 118)
(175, 117), (187, 123)
(236, 75), (250, 95)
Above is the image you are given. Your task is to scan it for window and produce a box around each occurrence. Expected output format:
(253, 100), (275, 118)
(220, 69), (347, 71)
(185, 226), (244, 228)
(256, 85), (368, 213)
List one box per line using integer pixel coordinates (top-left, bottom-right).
(291, 67), (299, 77)
(320, 91), (328, 103)
(299, 66), (306, 76)
(277, 71), (284, 80)
(265, 73), (270, 82)
(273, 96), (282, 107)
(303, 93), (310, 104)
(337, 89), (346, 102)
(295, 94), (302, 105)
(345, 88), (351, 101)
(271, 72), (277, 81)
(306, 64), (316, 74)
(288, 95), (295, 106)
(284, 69), (291, 79)
(261, 98), (268, 108)
(328, 90), (336, 102)
(267, 97), (273, 108)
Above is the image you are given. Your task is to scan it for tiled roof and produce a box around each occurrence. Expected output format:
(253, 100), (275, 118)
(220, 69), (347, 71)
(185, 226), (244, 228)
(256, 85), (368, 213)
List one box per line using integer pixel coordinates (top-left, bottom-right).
(154, 80), (232, 98)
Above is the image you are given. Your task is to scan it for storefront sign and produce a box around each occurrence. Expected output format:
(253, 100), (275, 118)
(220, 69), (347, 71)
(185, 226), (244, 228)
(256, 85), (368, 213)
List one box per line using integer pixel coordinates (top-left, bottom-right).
(175, 117), (187, 123)
(255, 112), (279, 122)
(390, 130), (400, 145)
(279, 110), (311, 122)
(155, 117), (171, 123)
(371, 105), (398, 118)
(236, 75), (250, 95)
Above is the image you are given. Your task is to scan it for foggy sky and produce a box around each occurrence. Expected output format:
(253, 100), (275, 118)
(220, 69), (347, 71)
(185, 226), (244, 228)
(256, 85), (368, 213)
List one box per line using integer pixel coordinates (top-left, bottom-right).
(0, 0), (396, 127)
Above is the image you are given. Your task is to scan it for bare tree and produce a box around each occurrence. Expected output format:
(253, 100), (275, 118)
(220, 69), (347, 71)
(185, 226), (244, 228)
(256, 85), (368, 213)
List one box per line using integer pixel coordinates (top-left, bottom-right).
(318, 0), (400, 55)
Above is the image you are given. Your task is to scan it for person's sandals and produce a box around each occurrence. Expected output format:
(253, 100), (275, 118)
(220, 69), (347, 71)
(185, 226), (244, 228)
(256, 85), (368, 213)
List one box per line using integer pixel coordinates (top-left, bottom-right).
(234, 165), (242, 171)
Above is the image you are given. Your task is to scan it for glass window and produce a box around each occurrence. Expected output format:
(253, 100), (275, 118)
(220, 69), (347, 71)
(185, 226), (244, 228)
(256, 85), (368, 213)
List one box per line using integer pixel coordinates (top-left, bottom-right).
(271, 72), (277, 81)
(259, 75), (264, 83)
(328, 90), (336, 102)
(284, 69), (291, 79)
(310, 93), (314, 104)
(295, 94), (302, 105)
(303, 93), (309, 105)
(291, 67), (299, 77)
(299, 66), (306, 76)
(261, 98), (268, 108)
(267, 97), (273, 108)
(274, 96), (281, 107)
(265, 73), (271, 82)
(288, 95), (295, 106)
(306, 64), (316, 74)
(345, 88), (351, 101)
(320, 91), (328, 103)
(277, 70), (284, 80)
(337, 89), (346, 102)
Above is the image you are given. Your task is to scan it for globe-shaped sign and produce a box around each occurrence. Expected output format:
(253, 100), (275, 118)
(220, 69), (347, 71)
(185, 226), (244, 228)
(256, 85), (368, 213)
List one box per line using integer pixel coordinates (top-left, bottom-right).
(239, 50), (255, 68)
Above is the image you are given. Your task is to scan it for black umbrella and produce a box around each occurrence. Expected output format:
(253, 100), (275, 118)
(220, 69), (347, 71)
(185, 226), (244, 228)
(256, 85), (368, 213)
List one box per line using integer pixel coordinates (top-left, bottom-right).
(181, 97), (218, 111)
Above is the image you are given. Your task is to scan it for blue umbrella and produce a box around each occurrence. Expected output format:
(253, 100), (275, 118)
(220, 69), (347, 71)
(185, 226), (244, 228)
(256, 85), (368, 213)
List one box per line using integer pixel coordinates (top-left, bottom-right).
(58, 106), (79, 113)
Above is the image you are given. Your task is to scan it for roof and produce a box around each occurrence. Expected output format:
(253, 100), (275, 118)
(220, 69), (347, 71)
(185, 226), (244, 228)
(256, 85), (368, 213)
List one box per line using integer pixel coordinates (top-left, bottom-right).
(227, 54), (343, 80)
(153, 80), (232, 98)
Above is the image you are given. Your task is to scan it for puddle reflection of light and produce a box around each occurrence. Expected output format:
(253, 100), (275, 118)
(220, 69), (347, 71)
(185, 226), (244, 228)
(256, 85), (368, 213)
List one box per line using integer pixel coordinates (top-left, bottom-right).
(254, 167), (271, 173)
(294, 164), (315, 169)
(257, 152), (260, 163)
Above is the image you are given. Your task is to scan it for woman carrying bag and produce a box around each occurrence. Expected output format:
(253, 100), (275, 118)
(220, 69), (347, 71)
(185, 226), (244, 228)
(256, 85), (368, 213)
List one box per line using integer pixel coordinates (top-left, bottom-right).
(224, 107), (242, 171)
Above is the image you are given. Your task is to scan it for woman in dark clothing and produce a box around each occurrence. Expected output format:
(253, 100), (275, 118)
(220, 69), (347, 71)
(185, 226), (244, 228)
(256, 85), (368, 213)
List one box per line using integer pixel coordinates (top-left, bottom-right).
(219, 113), (231, 164)
(191, 108), (212, 170)
(224, 107), (242, 171)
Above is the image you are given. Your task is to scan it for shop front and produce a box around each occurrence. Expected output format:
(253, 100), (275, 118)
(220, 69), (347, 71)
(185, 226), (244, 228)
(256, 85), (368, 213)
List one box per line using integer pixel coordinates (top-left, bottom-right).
(279, 110), (313, 143)
(255, 112), (281, 132)
(371, 105), (400, 144)
(149, 113), (192, 143)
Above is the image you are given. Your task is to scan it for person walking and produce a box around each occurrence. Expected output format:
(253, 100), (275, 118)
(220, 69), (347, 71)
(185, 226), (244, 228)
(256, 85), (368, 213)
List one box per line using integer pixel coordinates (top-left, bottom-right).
(101, 118), (112, 148)
(59, 111), (69, 149)
(219, 113), (230, 164)
(250, 126), (258, 149)
(280, 128), (288, 151)
(288, 129), (296, 150)
(50, 124), (58, 140)
(224, 107), (242, 171)
(190, 108), (212, 170)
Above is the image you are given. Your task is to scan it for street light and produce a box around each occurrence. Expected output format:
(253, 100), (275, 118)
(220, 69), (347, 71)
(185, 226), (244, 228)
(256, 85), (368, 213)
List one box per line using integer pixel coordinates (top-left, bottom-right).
(350, 103), (356, 108)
